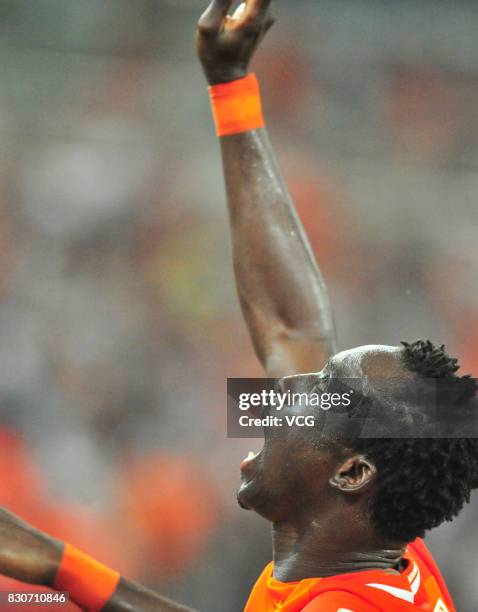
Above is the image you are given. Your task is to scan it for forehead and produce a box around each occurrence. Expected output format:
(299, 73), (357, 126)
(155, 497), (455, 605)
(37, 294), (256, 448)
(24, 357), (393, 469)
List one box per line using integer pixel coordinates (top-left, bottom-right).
(277, 345), (429, 440)
(329, 345), (420, 413)
(278, 345), (410, 397)
(279, 345), (405, 388)
(330, 345), (405, 378)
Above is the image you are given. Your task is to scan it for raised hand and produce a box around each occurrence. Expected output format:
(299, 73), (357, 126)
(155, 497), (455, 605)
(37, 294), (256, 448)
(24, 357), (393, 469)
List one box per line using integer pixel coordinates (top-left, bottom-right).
(0, 507), (62, 586)
(196, 0), (274, 84)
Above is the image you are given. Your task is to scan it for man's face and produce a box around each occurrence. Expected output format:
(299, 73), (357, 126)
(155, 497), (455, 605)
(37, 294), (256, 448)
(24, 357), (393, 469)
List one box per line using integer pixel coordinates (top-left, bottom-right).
(237, 344), (408, 522)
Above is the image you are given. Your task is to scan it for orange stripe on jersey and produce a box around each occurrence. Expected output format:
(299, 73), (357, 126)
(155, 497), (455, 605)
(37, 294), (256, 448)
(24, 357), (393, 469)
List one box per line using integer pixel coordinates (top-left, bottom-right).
(408, 538), (454, 610)
(244, 538), (455, 612)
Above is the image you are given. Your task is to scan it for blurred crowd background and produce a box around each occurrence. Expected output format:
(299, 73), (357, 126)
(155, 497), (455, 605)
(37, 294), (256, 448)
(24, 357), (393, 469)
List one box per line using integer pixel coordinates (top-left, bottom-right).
(0, 0), (477, 610)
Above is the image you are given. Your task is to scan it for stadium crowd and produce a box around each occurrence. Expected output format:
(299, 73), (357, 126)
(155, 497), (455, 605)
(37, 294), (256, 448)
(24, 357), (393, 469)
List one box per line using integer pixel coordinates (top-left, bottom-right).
(0, 1), (477, 610)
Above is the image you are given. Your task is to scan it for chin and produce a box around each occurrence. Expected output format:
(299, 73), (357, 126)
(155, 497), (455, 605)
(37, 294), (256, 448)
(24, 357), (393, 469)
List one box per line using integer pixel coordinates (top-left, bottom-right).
(237, 478), (269, 514)
(237, 479), (260, 509)
(236, 480), (284, 521)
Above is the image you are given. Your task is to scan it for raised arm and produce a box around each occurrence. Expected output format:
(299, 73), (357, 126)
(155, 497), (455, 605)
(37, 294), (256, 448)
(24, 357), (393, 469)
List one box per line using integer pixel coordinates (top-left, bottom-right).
(197, 0), (337, 377)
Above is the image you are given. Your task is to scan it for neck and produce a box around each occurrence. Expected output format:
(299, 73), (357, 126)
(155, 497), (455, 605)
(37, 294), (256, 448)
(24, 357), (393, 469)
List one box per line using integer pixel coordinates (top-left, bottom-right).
(271, 512), (406, 582)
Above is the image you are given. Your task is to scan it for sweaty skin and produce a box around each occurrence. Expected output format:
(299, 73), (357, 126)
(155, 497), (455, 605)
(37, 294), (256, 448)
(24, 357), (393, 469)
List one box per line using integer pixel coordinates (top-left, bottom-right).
(220, 129), (336, 377)
(238, 348), (412, 583)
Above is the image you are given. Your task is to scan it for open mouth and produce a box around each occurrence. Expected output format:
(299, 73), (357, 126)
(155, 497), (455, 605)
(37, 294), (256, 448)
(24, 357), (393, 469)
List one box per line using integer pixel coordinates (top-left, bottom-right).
(240, 450), (260, 470)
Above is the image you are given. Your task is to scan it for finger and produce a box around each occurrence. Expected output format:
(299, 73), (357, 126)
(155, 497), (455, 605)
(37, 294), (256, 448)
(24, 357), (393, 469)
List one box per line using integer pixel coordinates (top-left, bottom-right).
(231, 2), (247, 20)
(198, 0), (235, 33)
(243, 0), (272, 21)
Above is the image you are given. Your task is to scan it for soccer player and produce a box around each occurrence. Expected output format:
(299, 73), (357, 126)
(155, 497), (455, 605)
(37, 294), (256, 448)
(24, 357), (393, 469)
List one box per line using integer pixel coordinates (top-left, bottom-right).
(0, 1), (476, 610)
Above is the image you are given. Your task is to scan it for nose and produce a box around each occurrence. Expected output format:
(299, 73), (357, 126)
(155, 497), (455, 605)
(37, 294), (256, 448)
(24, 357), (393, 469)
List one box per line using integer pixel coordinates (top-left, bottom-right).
(277, 372), (322, 395)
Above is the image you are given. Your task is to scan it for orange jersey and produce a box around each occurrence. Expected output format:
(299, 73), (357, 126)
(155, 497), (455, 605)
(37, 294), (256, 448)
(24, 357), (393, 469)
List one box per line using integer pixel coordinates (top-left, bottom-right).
(244, 539), (455, 611)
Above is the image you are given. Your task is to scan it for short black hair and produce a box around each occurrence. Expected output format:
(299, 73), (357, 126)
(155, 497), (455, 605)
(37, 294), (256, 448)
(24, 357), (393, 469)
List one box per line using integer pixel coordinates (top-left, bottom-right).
(354, 340), (478, 543)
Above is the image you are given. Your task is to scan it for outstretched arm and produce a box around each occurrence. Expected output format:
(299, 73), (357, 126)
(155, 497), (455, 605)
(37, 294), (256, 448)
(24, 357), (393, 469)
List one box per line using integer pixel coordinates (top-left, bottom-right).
(220, 130), (336, 377)
(197, 0), (337, 377)
(0, 508), (195, 612)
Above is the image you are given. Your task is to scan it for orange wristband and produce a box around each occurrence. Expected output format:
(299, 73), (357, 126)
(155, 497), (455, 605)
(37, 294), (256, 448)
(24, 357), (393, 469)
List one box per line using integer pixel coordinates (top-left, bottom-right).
(54, 543), (120, 611)
(208, 73), (265, 137)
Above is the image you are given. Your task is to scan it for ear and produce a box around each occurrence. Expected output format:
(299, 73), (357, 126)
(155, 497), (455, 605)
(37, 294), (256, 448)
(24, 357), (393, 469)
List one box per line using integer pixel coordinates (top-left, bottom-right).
(329, 455), (376, 493)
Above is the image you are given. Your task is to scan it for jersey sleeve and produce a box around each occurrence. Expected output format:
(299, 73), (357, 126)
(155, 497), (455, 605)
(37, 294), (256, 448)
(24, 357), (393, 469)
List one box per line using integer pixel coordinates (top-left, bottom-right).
(302, 591), (379, 611)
